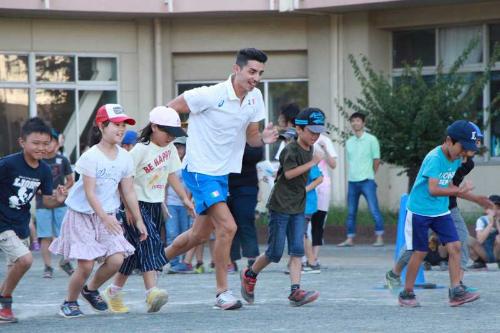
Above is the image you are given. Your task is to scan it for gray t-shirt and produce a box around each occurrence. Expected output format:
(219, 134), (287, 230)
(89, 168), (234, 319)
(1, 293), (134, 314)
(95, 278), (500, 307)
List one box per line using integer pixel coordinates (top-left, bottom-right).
(36, 153), (72, 209)
(267, 140), (313, 214)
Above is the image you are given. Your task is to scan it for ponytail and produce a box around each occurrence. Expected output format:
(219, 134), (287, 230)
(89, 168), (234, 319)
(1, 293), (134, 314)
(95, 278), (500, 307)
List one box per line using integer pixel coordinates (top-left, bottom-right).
(88, 121), (110, 147)
(138, 123), (154, 145)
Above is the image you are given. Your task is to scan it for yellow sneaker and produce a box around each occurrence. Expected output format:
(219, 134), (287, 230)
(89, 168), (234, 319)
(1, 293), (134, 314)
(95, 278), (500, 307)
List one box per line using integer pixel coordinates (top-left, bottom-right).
(146, 287), (168, 313)
(103, 286), (129, 313)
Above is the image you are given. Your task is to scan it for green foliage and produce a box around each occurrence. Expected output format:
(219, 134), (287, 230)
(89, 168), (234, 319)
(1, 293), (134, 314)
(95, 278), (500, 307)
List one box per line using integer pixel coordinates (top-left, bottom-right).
(331, 38), (500, 189)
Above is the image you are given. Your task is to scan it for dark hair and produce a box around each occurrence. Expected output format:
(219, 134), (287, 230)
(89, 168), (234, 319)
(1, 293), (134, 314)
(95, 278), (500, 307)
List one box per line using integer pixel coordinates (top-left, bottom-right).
(138, 123), (174, 145)
(21, 117), (51, 139)
(88, 121), (110, 146)
(349, 112), (366, 122)
(138, 123), (154, 145)
(236, 48), (268, 68)
(280, 103), (300, 125)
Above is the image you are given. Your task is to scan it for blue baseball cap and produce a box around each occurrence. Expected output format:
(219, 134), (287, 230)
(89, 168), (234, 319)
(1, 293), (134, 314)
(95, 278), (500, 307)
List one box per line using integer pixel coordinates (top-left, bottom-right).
(294, 107), (326, 134)
(122, 130), (138, 145)
(447, 120), (479, 152)
(468, 121), (483, 138)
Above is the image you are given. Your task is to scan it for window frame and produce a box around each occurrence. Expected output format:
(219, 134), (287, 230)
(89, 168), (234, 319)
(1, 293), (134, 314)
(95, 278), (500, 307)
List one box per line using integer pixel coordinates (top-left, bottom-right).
(391, 23), (500, 162)
(0, 51), (120, 160)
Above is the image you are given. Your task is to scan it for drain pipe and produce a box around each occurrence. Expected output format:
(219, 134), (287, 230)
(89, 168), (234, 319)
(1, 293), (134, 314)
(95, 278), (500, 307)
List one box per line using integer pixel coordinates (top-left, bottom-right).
(154, 18), (163, 106)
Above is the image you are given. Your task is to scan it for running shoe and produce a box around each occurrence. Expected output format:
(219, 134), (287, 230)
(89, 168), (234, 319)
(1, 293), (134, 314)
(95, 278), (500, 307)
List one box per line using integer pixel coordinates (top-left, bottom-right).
(146, 287), (168, 313)
(240, 268), (256, 304)
(214, 290), (242, 310)
(59, 260), (74, 276)
(302, 263), (321, 274)
(194, 263), (205, 274)
(385, 270), (402, 290)
(43, 265), (54, 279)
(103, 286), (129, 313)
(467, 260), (487, 270)
(168, 262), (194, 274)
(81, 286), (108, 312)
(288, 289), (319, 307)
(0, 308), (17, 324)
(398, 289), (420, 307)
(59, 301), (84, 318)
(227, 262), (238, 274)
(449, 285), (480, 307)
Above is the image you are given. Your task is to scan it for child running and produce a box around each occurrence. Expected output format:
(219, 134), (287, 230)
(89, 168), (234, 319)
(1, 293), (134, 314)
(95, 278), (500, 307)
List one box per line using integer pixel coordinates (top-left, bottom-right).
(397, 120), (481, 307)
(0, 117), (67, 324)
(240, 107), (324, 306)
(104, 106), (194, 313)
(50, 104), (148, 318)
(35, 128), (75, 278)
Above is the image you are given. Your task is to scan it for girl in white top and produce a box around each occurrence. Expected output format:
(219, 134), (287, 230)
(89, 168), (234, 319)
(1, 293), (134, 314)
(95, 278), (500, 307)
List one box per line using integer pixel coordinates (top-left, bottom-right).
(50, 104), (148, 318)
(104, 106), (194, 314)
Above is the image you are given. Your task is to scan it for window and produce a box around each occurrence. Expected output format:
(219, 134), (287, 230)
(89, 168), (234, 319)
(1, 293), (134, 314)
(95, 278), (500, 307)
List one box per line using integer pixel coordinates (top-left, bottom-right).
(392, 24), (500, 159)
(393, 29), (436, 68)
(0, 53), (118, 161)
(175, 79), (308, 160)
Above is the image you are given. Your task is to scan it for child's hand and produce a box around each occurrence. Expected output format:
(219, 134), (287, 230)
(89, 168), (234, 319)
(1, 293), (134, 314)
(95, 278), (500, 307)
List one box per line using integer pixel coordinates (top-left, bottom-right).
(458, 180), (474, 194)
(135, 220), (148, 241)
(183, 197), (196, 218)
(312, 153), (322, 165)
(102, 214), (123, 235)
(55, 185), (68, 203)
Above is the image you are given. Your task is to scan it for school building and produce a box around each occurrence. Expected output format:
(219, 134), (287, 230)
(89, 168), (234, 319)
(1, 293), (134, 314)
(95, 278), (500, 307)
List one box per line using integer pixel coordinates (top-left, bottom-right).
(1, 0), (499, 211)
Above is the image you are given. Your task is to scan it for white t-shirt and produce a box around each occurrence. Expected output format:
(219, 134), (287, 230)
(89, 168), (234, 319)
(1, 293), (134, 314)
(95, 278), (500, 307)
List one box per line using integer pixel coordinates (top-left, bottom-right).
(314, 134), (338, 185)
(475, 215), (497, 234)
(65, 145), (134, 214)
(183, 76), (265, 176)
(131, 142), (182, 203)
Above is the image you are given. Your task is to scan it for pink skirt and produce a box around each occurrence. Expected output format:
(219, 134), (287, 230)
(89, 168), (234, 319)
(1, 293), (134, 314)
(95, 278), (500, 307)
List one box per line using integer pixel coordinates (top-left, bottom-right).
(49, 208), (135, 261)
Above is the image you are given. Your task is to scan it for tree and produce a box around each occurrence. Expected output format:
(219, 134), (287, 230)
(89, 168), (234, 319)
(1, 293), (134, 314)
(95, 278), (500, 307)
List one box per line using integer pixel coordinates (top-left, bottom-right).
(330, 39), (500, 191)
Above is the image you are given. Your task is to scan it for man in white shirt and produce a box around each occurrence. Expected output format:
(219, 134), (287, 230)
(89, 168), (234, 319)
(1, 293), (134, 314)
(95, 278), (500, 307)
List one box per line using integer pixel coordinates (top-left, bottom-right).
(165, 48), (278, 310)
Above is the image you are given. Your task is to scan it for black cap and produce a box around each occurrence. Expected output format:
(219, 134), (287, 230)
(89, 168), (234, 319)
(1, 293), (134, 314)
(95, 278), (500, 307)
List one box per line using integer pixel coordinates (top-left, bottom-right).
(294, 107), (326, 134)
(489, 195), (500, 205)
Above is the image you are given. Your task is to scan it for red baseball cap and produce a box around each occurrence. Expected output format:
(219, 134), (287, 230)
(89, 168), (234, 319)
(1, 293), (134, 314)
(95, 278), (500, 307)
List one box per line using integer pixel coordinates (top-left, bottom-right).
(95, 104), (136, 125)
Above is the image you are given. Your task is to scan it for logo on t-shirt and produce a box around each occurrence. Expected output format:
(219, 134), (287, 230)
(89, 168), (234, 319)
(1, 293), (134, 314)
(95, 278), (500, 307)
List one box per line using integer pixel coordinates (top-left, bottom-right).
(218, 100), (225, 107)
(438, 171), (455, 186)
(9, 176), (41, 209)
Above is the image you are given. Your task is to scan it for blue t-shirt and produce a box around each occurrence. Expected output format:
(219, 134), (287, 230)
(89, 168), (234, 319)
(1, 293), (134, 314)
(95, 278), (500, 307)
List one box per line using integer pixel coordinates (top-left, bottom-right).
(0, 152), (53, 238)
(305, 165), (322, 216)
(407, 146), (461, 216)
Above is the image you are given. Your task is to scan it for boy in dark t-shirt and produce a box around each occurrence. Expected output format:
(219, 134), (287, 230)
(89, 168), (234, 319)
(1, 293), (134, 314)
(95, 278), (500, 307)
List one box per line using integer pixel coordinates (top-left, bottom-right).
(0, 118), (67, 323)
(241, 108), (324, 307)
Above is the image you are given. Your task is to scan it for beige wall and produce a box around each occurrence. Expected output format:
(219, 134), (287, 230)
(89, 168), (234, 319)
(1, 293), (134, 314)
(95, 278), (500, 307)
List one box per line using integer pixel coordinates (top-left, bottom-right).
(1, 5), (499, 212)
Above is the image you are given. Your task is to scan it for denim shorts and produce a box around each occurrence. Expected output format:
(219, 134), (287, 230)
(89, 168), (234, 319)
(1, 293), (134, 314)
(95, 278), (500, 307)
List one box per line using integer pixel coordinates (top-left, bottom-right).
(182, 167), (228, 215)
(264, 210), (305, 263)
(36, 206), (67, 238)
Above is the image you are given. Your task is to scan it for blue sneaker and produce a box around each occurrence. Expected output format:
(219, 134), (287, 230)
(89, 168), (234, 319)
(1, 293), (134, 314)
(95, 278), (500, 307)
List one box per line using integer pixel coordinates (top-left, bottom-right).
(81, 286), (108, 312)
(168, 262), (194, 274)
(59, 301), (84, 318)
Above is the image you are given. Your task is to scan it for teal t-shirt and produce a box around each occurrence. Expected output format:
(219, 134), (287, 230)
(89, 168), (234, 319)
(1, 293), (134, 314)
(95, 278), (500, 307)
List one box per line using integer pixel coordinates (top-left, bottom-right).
(407, 146), (462, 216)
(346, 132), (380, 182)
(305, 165), (322, 216)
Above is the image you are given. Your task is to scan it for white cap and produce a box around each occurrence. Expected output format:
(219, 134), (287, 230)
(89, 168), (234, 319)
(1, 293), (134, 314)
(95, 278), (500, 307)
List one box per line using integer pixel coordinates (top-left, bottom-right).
(149, 106), (186, 137)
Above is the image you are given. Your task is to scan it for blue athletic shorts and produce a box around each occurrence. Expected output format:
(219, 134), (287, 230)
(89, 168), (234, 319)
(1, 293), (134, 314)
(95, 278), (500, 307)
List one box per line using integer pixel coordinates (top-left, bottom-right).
(35, 207), (67, 238)
(182, 167), (228, 215)
(404, 210), (459, 251)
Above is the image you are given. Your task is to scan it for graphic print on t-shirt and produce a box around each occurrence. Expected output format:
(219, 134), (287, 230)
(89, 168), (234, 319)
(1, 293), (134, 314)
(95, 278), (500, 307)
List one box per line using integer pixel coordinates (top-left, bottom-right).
(9, 176), (41, 209)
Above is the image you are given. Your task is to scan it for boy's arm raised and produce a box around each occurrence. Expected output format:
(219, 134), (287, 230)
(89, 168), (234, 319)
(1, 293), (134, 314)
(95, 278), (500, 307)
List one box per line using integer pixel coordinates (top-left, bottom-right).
(284, 154), (322, 180)
(428, 178), (473, 197)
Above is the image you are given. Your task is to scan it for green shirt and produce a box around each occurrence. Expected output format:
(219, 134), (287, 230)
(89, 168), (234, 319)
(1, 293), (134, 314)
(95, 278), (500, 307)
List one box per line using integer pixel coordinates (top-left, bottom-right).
(267, 140), (313, 214)
(346, 132), (380, 182)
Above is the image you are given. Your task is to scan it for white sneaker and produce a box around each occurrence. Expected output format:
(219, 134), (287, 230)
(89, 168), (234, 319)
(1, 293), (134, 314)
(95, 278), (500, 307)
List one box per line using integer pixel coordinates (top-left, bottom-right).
(214, 290), (242, 310)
